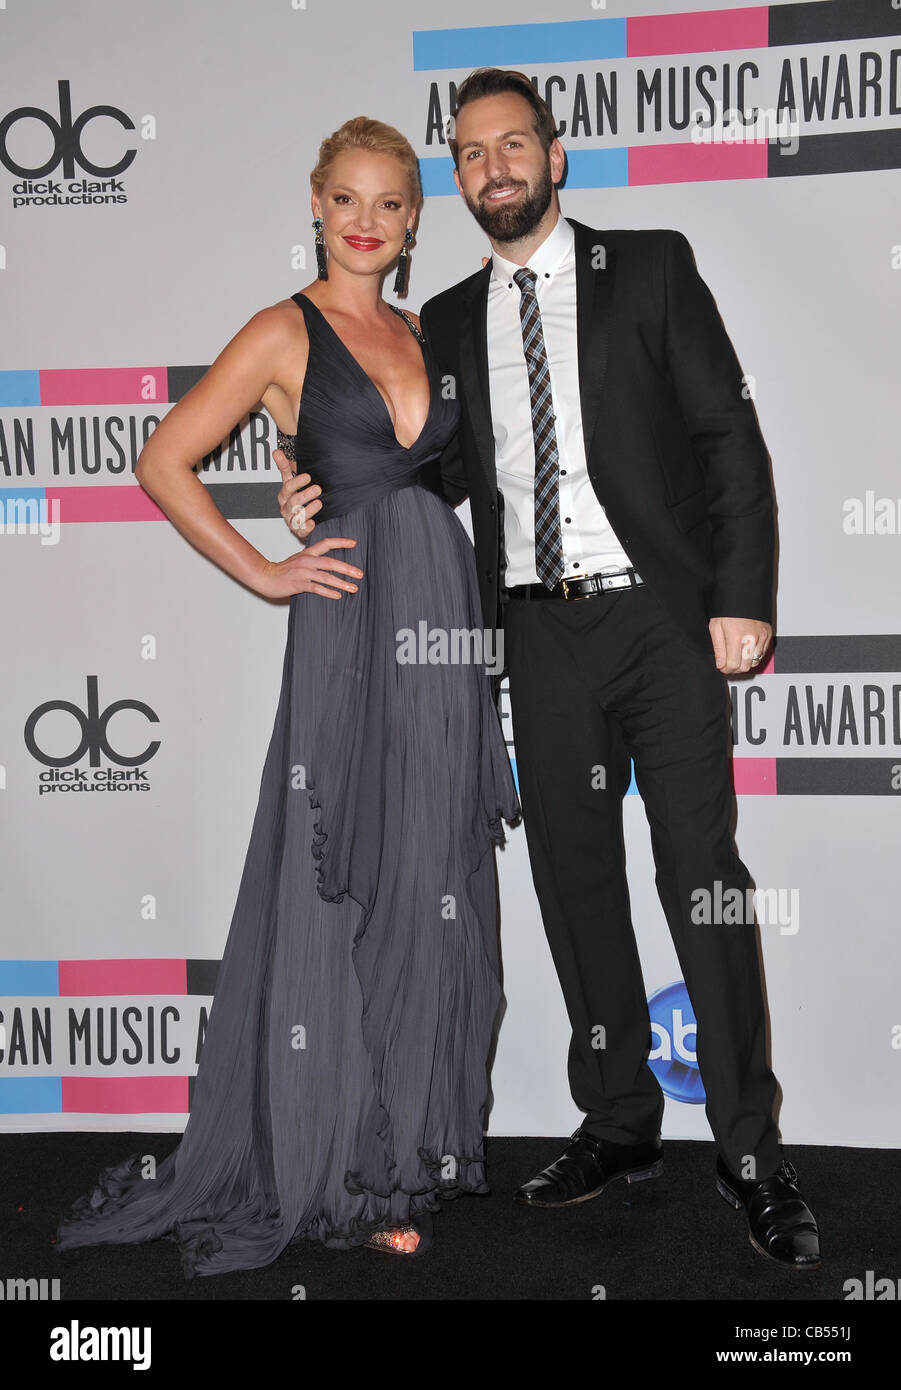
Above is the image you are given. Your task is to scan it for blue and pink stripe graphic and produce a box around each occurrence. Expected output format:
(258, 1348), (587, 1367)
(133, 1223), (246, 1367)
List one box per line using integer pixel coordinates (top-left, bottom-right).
(412, 0), (901, 193)
(0, 364), (190, 522)
(413, 6), (772, 70)
(0, 958), (216, 1116)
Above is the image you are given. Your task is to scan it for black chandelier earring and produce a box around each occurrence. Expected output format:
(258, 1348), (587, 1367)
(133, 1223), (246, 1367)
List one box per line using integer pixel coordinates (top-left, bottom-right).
(313, 216), (328, 280)
(394, 227), (414, 297)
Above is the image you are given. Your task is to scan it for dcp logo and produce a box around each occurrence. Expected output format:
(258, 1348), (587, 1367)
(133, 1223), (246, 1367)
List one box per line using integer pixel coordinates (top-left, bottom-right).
(24, 675), (160, 768)
(0, 79), (136, 179)
(647, 980), (705, 1104)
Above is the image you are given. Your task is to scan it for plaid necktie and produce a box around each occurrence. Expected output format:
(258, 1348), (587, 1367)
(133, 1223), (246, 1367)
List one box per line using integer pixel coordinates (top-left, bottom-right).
(514, 267), (564, 588)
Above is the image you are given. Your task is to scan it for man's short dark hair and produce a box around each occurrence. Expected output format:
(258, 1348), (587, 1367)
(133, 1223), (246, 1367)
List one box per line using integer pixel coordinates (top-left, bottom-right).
(447, 68), (558, 168)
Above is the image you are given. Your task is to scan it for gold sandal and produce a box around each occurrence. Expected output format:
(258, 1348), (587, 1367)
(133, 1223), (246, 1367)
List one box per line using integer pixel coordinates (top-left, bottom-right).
(363, 1212), (433, 1256)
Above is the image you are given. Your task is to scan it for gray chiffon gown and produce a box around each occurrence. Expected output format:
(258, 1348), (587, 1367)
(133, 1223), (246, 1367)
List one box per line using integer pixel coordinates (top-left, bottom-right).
(55, 293), (521, 1276)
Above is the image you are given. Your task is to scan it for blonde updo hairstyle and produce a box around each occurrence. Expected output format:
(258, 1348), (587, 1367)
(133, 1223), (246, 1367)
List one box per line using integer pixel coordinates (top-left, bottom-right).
(311, 116), (422, 211)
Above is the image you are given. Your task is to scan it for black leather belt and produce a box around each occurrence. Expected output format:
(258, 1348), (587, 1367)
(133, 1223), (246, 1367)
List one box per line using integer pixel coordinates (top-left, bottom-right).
(505, 568), (644, 601)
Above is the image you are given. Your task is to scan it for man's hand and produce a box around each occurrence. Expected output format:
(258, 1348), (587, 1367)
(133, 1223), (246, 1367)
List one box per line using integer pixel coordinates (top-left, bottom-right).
(266, 447), (363, 599)
(709, 617), (772, 675)
(274, 446), (323, 539)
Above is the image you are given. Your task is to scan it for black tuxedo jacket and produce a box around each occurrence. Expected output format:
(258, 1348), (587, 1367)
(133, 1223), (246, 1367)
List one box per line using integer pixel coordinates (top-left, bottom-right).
(419, 219), (776, 655)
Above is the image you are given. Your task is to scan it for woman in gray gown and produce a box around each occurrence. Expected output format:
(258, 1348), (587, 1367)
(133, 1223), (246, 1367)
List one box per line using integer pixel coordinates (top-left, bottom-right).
(55, 117), (520, 1275)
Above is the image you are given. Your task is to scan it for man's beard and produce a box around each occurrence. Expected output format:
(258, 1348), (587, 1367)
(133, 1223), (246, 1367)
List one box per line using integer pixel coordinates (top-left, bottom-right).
(465, 163), (554, 243)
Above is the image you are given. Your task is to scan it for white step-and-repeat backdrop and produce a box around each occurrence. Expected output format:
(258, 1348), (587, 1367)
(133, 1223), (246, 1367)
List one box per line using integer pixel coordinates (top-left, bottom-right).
(1, 0), (899, 1144)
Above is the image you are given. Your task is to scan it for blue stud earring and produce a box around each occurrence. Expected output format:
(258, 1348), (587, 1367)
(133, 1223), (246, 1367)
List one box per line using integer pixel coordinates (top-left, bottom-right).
(394, 227), (414, 297)
(313, 216), (328, 280)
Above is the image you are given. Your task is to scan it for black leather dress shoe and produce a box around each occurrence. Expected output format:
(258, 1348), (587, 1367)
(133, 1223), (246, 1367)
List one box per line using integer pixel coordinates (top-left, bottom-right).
(514, 1130), (664, 1207)
(716, 1155), (820, 1268)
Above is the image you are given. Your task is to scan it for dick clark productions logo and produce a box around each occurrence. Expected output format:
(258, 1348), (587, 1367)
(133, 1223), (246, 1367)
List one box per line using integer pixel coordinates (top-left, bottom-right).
(0, 78), (136, 179)
(25, 675), (159, 779)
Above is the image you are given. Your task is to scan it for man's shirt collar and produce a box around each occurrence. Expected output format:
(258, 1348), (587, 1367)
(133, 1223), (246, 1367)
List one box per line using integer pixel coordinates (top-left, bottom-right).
(490, 214), (573, 288)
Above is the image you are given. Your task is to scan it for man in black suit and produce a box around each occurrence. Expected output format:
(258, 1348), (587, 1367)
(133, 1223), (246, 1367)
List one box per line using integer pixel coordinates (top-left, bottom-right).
(416, 68), (819, 1268)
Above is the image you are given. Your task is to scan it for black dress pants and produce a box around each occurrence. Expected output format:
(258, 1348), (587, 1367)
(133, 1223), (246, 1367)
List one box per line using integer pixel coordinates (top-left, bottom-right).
(503, 581), (782, 1180)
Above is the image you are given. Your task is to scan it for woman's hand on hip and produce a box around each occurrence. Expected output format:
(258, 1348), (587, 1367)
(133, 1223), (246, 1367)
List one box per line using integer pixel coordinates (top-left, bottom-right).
(260, 539), (363, 600)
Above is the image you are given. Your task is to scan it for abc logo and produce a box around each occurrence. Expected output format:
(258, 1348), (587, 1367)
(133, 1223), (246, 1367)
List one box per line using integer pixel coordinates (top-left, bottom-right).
(647, 980), (705, 1104)
(24, 675), (160, 768)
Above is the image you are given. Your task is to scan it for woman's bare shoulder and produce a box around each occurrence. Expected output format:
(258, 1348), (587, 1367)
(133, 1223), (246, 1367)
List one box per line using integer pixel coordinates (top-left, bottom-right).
(251, 296), (312, 432)
(248, 296), (311, 373)
(258, 294), (310, 338)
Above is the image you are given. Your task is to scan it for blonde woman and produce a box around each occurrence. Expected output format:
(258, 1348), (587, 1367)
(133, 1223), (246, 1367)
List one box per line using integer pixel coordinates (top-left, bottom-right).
(56, 118), (519, 1274)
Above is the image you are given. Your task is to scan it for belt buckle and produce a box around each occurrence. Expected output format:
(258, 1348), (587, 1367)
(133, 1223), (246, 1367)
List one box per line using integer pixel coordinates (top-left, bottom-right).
(561, 576), (589, 601)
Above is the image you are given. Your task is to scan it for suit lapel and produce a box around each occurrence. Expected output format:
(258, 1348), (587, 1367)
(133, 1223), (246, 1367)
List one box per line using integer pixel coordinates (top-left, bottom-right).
(458, 266), (497, 487)
(571, 219), (616, 466)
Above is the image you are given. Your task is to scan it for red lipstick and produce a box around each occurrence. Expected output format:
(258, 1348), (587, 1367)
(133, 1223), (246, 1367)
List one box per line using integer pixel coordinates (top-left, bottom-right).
(343, 236), (384, 251)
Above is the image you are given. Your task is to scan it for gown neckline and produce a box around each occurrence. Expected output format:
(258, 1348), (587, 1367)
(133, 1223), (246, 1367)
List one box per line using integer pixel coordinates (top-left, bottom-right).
(293, 292), (435, 454)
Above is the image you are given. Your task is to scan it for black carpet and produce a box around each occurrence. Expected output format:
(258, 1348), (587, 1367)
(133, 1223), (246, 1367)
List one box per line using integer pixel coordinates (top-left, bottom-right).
(3, 1133), (897, 1307)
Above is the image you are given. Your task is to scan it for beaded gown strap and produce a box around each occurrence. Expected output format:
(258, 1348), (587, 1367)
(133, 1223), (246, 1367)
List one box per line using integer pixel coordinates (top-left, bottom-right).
(388, 303), (426, 343)
(276, 428), (296, 464)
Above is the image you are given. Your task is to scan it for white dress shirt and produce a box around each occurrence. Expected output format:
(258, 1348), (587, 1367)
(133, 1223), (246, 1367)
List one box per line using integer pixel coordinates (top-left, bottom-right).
(486, 214), (632, 586)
